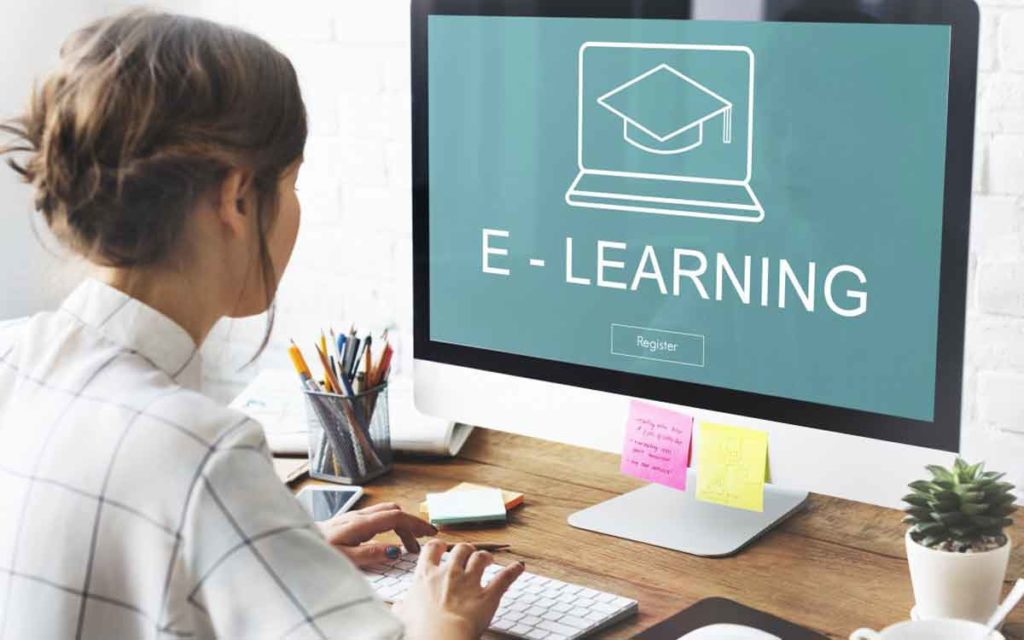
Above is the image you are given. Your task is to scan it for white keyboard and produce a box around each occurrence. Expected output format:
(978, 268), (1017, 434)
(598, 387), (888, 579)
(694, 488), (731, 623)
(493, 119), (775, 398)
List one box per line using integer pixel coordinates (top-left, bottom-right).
(363, 552), (638, 639)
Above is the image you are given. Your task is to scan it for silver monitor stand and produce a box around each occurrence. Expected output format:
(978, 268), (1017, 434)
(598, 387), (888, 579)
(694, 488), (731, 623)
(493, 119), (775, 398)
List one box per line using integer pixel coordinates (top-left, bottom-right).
(568, 472), (809, 557)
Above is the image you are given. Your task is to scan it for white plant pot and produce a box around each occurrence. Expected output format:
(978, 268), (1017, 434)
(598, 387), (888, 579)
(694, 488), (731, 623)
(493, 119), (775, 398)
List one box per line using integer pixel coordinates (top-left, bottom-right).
(905, 530), (1011, 622)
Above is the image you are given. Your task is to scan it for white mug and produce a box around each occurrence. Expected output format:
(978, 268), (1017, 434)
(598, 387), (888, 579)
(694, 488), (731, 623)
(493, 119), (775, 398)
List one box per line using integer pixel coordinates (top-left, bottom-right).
(850, 619), (1005, 640)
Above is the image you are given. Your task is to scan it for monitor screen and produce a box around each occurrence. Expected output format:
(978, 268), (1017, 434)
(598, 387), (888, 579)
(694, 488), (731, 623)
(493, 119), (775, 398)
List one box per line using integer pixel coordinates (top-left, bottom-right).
(415, 6), (974, 452)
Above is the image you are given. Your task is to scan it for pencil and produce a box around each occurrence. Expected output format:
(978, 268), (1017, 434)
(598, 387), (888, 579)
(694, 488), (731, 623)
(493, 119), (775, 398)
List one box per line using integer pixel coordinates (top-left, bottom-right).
(288, 340), (313, 380)
(376, 345), (393, 387)
(363, 336), (373, 385)
(314, 344), (342, 395)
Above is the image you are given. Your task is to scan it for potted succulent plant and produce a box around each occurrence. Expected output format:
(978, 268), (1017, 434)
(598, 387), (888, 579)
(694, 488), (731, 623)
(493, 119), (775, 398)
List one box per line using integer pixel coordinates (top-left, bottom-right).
(902, 457), (1017, 622)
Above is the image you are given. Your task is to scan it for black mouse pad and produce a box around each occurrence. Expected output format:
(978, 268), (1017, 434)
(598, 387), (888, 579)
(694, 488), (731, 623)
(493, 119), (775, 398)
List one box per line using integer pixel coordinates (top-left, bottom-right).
(635, 597), (828, 639)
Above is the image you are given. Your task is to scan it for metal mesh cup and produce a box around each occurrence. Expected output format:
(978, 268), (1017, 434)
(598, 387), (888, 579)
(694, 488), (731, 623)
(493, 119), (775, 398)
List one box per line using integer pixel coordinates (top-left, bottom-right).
(303, 382), (392, 484)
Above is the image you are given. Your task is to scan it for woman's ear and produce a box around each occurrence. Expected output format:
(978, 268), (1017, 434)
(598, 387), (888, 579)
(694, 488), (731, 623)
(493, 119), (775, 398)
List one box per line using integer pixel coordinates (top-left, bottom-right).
(216, 168), (256, 237)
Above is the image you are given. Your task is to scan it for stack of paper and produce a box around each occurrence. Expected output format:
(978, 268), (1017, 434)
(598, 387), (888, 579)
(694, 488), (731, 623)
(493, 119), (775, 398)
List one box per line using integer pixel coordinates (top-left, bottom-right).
(425, 488), (508, 526)
(230, 370), (474, 457)
(420, 482), (524, 518)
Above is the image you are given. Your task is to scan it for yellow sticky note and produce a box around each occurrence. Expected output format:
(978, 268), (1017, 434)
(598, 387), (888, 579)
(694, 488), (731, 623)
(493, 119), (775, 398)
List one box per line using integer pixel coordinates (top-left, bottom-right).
(695, 422), (769, 512)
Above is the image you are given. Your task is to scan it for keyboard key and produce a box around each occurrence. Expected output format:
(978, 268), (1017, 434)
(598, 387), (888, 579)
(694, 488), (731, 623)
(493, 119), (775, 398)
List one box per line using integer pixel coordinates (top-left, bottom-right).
(558, 614), (592, 630)
(612, 596), (634, 608)
(538, 620), (577, 636)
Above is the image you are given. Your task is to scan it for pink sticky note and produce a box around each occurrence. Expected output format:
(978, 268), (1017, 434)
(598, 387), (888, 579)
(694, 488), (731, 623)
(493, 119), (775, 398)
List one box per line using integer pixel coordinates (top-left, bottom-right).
(620, 400), (694, 490)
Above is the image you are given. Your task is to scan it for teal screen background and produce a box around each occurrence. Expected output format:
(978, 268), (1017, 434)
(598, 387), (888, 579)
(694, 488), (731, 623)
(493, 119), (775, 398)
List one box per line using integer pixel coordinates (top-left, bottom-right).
(428, 16), (951, 422)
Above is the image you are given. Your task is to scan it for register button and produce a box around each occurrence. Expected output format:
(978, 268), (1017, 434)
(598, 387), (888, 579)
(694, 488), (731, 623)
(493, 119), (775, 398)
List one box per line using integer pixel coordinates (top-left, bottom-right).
(610, 324), (705, 367)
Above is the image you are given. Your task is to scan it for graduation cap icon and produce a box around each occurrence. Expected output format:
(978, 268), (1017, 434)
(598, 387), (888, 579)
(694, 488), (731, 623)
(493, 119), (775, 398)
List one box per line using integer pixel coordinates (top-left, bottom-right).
(597, 63), (733, 155)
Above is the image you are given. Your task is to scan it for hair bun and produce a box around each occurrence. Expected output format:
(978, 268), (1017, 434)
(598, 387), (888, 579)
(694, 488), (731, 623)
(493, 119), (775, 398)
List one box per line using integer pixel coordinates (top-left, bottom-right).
(0, 7), (307, 269)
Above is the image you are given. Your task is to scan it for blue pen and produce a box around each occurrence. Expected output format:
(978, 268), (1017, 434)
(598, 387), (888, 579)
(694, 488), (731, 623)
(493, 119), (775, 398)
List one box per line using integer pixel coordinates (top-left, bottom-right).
(336, 333), (348, 370)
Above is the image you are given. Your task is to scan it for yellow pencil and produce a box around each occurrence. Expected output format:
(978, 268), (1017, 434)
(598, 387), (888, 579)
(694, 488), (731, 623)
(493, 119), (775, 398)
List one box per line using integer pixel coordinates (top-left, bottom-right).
(288, 340), (312, 380)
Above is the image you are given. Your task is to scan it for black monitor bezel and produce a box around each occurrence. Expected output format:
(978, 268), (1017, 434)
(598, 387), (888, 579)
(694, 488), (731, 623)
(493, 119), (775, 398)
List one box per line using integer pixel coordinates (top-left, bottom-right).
(411, 0), (979, 452)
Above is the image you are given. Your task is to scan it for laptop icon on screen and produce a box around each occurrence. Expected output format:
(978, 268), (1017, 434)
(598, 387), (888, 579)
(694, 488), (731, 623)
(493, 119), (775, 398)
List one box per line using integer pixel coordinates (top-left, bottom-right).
(565, 42), (764, 223)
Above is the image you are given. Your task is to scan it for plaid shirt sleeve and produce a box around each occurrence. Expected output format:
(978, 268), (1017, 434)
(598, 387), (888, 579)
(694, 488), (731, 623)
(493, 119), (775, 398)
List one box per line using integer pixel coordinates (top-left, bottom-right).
(179, 419), (405, 640)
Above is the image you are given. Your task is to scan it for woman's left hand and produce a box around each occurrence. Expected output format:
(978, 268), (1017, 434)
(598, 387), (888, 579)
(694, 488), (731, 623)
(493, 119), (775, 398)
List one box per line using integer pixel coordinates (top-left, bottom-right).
(318, 502), (438, 568)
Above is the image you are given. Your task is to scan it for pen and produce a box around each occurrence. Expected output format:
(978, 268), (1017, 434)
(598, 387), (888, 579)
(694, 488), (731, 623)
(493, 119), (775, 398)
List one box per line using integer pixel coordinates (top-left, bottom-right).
(442, 543), (511, 552)
(344, 326), (358, 377)
(329, 328), (344, 378)
(339, 329), (352, 368)
(347, 336), (361, 381)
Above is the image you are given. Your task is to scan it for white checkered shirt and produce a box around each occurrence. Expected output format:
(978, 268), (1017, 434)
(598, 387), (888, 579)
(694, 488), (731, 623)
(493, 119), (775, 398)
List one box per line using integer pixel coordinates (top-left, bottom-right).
(0, 279), (404, 639)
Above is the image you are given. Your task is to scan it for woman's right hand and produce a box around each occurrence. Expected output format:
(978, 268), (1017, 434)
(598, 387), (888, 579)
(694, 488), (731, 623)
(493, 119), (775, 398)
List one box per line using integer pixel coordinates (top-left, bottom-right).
(393, 540), (525, 640)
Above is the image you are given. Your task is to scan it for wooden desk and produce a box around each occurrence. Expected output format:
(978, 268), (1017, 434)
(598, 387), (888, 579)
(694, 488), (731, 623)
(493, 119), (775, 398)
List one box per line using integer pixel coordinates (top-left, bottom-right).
(293, 429), (1024, 639)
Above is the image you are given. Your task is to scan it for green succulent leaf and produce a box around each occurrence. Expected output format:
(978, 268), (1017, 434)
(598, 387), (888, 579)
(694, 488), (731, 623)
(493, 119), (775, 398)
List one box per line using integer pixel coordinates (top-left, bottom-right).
(903, 458), (1015, 548)
(934, 512), (968, 525)
(914, 521), (947, 535)
(960, 503), (988, 515)
(927, 465), (955, 482)
(968, 515), (1004, 529)
(902, 494), (931, 508)
(991, 482), (1016, 494)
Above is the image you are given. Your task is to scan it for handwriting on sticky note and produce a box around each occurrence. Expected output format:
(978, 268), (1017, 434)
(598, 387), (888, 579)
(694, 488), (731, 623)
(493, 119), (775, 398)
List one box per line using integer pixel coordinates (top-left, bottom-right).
(695, 422), (769, 512)
(620, 400), (693, 490)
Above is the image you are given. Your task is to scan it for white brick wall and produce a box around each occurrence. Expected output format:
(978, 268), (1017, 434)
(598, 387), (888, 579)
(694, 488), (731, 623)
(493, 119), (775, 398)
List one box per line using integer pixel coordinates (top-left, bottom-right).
(140, 1), (1024, 485)
(968, 0), (1024, 488)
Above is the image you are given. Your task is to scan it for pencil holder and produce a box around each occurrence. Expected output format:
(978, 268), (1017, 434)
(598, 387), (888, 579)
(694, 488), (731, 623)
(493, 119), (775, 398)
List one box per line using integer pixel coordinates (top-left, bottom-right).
(303, 382), (392, 484)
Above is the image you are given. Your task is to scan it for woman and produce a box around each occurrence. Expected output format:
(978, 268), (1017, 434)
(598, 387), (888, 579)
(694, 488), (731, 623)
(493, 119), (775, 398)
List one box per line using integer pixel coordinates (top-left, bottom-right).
(0, 9), (522, 640)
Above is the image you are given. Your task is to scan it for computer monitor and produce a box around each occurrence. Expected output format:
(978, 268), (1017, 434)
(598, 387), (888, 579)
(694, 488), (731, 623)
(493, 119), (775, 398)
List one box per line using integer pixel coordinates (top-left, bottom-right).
(411, 0), (979, 554)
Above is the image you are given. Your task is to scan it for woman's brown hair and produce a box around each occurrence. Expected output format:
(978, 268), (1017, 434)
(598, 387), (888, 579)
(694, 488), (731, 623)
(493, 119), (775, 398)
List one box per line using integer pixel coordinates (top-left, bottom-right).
(0, 8), (306, 351)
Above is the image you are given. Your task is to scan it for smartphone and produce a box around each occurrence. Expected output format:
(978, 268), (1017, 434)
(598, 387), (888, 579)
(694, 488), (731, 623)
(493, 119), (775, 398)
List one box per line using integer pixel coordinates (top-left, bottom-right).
(296, 486), (364, 521)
